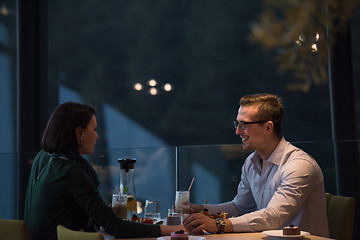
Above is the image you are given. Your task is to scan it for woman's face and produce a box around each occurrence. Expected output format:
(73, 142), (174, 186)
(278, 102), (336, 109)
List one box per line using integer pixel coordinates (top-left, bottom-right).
(77, 115), (99, 155)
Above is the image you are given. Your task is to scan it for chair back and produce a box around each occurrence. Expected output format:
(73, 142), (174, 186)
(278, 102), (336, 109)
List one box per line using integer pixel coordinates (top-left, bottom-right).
(57, 225), (104, 240)
(326, 193), (355, 240)
(0, 218), (30, 240)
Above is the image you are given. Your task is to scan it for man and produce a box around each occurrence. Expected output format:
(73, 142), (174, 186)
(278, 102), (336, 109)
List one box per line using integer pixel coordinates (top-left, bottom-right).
(183, 93), (329, 237)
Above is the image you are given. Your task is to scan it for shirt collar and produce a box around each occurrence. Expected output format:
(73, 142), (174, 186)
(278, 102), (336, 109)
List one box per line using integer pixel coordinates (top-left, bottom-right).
(266, 137), (286, 165)
(251, 137), (286, 166)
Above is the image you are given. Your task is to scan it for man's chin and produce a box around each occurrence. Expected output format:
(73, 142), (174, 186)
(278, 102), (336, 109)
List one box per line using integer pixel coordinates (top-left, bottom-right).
(241, 143), (254, 151)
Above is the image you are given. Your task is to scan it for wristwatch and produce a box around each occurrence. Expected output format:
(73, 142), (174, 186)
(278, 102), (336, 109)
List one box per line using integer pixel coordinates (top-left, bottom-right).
(215, 218), (226, 233)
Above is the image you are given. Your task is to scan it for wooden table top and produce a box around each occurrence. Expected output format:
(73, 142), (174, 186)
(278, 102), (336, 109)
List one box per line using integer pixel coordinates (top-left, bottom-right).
(115, 232), (333, 240)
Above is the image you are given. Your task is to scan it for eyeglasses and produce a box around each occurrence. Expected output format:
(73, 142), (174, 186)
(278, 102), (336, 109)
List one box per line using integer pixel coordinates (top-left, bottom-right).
(233, 120), (269, 130)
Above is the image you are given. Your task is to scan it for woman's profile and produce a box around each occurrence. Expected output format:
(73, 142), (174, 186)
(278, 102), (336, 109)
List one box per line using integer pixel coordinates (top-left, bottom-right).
(24, 102), (183, 240)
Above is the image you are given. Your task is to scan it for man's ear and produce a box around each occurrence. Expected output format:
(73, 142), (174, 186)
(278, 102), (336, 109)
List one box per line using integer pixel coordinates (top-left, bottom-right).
(266, 121), (273, 132)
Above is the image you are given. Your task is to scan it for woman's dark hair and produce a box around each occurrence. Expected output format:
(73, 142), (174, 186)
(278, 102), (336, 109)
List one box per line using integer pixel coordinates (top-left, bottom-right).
(41, 102), (96, 153)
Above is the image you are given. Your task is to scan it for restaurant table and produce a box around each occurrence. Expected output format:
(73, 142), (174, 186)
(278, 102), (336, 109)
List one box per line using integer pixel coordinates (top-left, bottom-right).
(114, 232), (334, 240)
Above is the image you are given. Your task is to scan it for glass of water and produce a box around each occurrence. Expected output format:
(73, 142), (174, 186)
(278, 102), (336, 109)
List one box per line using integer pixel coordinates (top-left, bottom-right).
(112, 193), (127, 219)
(167, 208), (182, 225)
(144, 200), (161, 221)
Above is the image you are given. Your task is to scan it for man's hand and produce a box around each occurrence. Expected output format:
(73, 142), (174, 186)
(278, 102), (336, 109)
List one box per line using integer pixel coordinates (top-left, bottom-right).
(183, 213), (217, 235)
(190, 203), (204, 213)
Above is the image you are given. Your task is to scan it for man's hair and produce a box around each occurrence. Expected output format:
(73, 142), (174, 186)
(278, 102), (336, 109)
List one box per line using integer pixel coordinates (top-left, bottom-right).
(41, 102), (96, 153)
(240, 93), (283, 136)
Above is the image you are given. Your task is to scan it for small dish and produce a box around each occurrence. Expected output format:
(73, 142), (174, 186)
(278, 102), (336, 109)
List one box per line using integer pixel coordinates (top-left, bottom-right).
(158, 236), (206, 240)
(261, 230), (310, 240)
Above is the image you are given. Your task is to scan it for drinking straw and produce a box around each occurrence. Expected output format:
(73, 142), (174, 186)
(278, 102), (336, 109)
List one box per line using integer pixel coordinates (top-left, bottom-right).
(116, 186), (121, 197)
(188, 177), (195, 192)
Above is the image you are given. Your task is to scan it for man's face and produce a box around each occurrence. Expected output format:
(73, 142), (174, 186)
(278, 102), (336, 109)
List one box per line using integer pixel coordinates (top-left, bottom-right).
(235, 105), (267, 151)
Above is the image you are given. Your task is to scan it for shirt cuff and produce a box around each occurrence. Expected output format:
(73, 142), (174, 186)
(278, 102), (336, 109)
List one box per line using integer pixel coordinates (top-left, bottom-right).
(228, 215), (252, 233)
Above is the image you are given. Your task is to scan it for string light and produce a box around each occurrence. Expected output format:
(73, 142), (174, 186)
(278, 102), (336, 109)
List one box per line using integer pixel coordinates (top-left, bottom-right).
(295, 35), (305, 46)
(133, 78), (173, 95)
(148, 79), (157, 87)
(134, 83), (143, 91)
(163, 83), (172, 92)
(312, 44), (318, 52)
(149, 87), (158, 95)
(296, 33), (320, 52)
(315, 32), (320, 41)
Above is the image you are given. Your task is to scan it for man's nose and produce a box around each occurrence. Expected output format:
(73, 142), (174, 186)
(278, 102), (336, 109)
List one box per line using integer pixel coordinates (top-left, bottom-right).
(235, 126), (242, 135)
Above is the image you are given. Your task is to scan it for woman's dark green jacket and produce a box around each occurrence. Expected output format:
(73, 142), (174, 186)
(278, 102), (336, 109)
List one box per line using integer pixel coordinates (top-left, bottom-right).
(24, 149), (160, 240)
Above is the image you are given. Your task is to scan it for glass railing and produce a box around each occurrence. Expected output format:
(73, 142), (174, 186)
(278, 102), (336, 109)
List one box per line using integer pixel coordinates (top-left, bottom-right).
(1, 140), (359, 220)
(0, 152), (18, 219)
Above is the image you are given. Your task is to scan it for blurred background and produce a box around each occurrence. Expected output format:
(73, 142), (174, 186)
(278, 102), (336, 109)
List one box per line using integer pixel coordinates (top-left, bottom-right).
(0, 0), (359, 237)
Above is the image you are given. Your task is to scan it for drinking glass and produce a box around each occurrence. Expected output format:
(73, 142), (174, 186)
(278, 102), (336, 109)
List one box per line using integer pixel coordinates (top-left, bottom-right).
(174, 190), (190, 214)
(144, 200), (161, 220)
(167, 208), (182, 225)
(112, 193), (127, 219)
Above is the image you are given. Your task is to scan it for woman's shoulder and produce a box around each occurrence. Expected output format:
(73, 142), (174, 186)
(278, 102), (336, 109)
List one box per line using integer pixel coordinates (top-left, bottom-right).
(41, 151), (81, 174)
(51, 153), (81, 168)
(51, 152), (93, 177)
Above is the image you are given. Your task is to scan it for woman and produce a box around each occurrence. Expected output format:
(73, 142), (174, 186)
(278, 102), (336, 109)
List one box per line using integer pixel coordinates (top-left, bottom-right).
(24, 102), (184, 240)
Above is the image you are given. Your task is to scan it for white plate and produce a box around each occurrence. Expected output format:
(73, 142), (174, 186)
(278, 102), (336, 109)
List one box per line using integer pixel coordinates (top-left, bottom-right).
(158, 236), (206, 240)
(261, 230), (310, 240)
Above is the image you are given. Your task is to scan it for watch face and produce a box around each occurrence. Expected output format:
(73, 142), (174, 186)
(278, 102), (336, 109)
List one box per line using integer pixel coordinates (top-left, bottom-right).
(216, 218), (225, 227)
